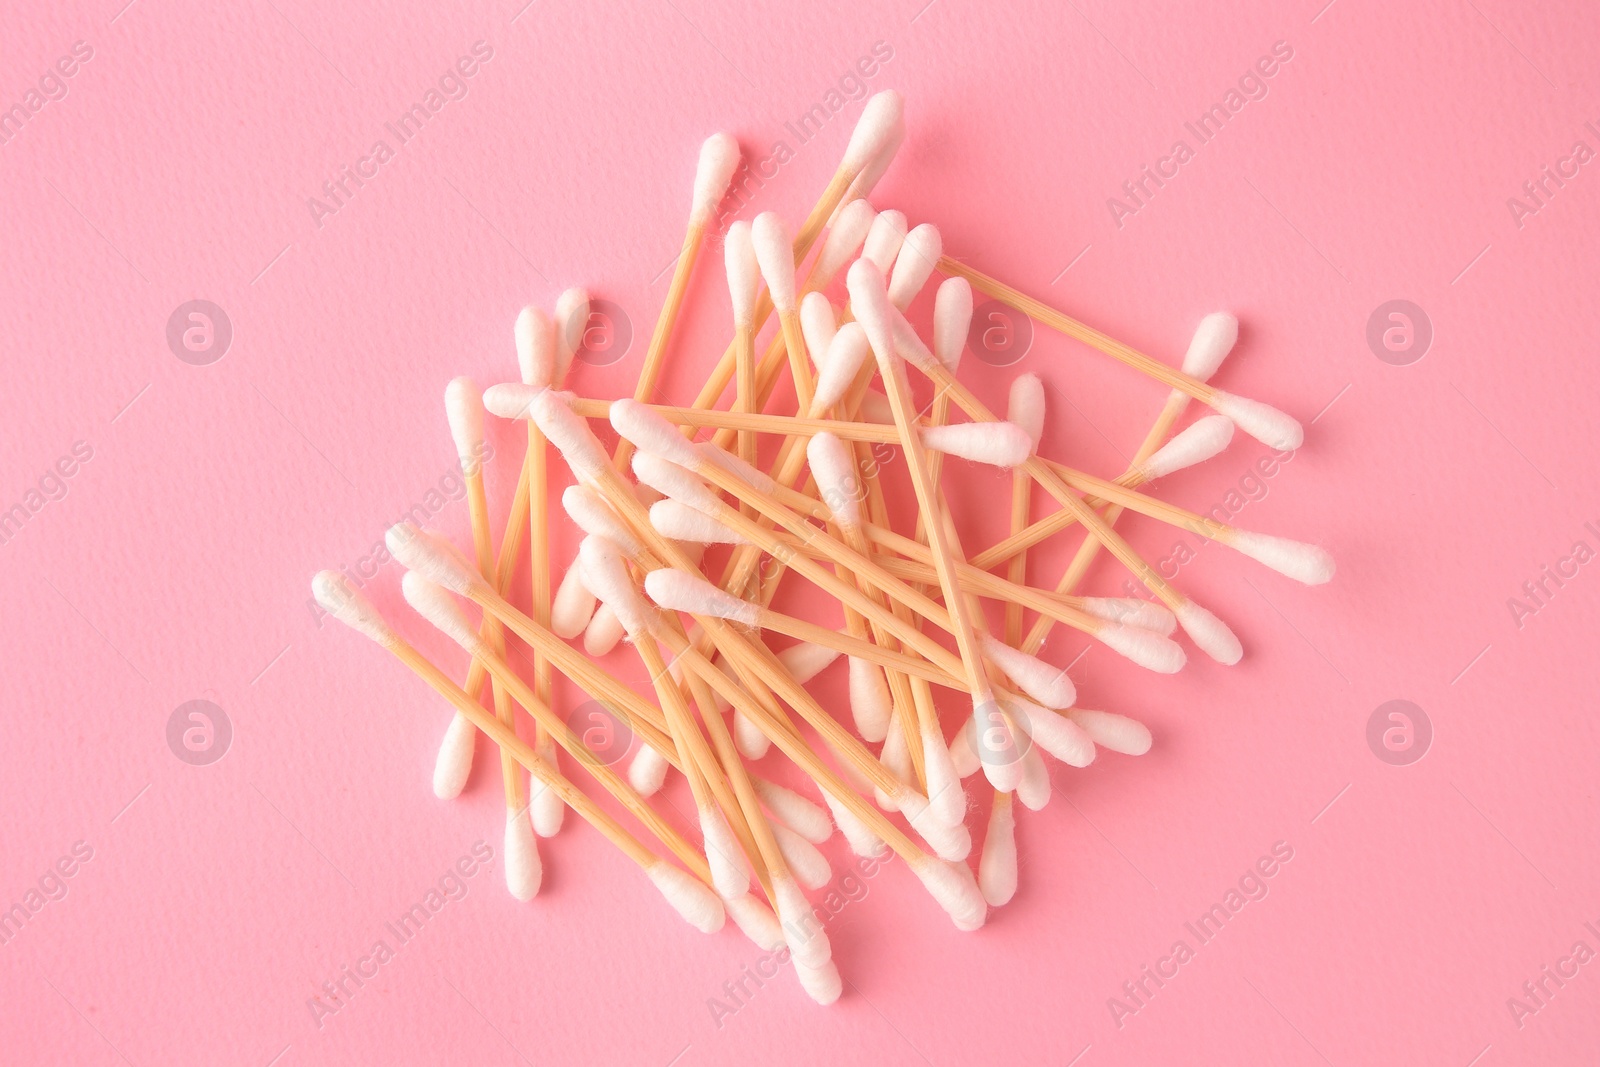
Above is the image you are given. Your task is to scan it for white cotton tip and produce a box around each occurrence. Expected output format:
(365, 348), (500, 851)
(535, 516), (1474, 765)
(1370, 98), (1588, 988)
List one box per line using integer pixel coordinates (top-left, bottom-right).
(774, 822), (832, 891)
(979, 799), (1018, 906)
(812, 322), (871, 414)
(650, 500), (744, 545)
(981, 635), (1077, 709)
(698, 440), (776, 494)
(312, 570), (396, 647)
(647, 861), (725, 934)
(813, 199), (876, 288)
(845, 260), (897, 364)
(920, 422), (1034, 468)
(800, 291), (838, 372)
(890, 309), (939, 372)
(1138, 415), (1235, 482)
(860, 210), (908, 274)
(1068, 708), (1153, 756)
(752, 212), (798, 313)
(774, 876), (830, 967)
(388, 525), (484, 596)
(1227, 530), (1336, 585)
(1007, 373), (1046, 453)
(1095, 621), (1187, 674)
(949, 718), (981, 779)
(1183, 312), (1239, 382)
(691, 131), (741, 228)
(644, 568), (760, 627)
(1209, 391), (1304, 451)
(875, 723), (910, 811)
(1079, 597), (1177, 636)
(529, 387), (609, 483)
(752, 777), (833, 844)
(628, 743), (671, 796)
(888, 223), (943, 311)
(723, 219), (759, 327)
(900, 791), (973, 862)
(923, 724), (967, 828)
(530, 743), (565, 836)
(550, 558), (597, 639)
(847, 657), (893, 743)
(733, 709), (771, 759)
(972, 703), (1024, 794)
(700, 803), (750, 899)
(553, 287), (590, 386)
(562, 485), (642, 558)
(504, 809), (541, 901)
(1175, 600), (1244, 665)
(444, 377), (486, 471)
(1007, 696), (1096, 768)
(806, 432), (863, 528)
(841, 90), (905, 174)
(515, 305), (557, 389)
(727, 893), (786, 951)
(795, 957), (844, 1006)
(846, 102), (905, 203)
(483, 382), (542, 420)
(578, 536), (656, 638)
(933, 279), (975, 376)
(609, 399), (701, 469)
(1016, 744), (1051, 811)
(431, 712), (476, 800)
(400, 572), (483, 653)
(777, 641), (842, 685)
(910, 856), (987, 931)
(632, 453), (722, 514)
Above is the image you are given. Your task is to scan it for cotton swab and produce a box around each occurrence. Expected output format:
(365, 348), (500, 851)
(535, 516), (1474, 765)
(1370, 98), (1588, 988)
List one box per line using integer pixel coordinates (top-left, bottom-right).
(860, 209), (908, 273)
(613, 132), (741, 474)
(887, 223), (943, 311)
(511, 307), (568, 838)
(938, 259), (1304, 450)
(752, 211), (814, 413)
(848, 260), (1024, 792)
(1005, 374), (1045, 642)
(312, 572), (724, 931)
(445, 378), (538, 899)
(979, 796), (1018, 907)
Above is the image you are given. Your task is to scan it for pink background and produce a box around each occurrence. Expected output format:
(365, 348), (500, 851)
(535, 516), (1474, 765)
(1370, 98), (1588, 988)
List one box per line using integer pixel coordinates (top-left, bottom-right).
(5, 0), (1600, 1063)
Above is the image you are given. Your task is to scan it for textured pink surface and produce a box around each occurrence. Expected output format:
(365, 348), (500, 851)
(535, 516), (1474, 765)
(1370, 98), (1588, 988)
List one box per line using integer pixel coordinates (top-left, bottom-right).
(5, 0), (1600, 1063)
